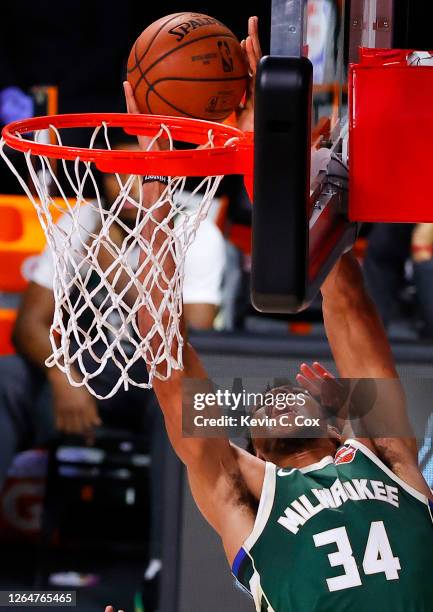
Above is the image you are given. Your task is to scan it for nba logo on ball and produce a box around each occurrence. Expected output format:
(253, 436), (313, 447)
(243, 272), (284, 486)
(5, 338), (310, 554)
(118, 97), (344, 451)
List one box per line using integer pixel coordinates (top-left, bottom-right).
(127, 12), (248, 120)
(217, 41), (234, 72)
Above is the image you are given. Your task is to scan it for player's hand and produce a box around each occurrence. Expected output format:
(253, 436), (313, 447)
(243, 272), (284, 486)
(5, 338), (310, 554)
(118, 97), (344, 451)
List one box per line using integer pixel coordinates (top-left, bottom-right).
(123, 80), (170, 207)
(48, 369), (101, 436)
(123, 80), (169, 152)
(296, 362), (350, 416)
(237, 16), (262, 132)
(105, 606), (124, 612)
(123, 80), (160, 151)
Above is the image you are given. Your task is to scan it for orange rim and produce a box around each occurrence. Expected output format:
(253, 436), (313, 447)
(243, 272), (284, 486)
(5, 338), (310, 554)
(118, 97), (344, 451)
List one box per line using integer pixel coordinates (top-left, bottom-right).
(1, 112), (253, 177)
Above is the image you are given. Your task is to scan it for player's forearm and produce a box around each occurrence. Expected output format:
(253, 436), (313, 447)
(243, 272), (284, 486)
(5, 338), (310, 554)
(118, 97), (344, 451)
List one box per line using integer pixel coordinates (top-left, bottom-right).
(12, 284), (57, 372)
(152, 343), (232, 466)
(13, 285), (83, 388)
(321, 253), (398, 379)
(13, 315), (53, 370)
(137, 187), (232, 464)
(137, 186), (179, 374)
(13, 312), (81, 389)
(322, 255), (421, 464)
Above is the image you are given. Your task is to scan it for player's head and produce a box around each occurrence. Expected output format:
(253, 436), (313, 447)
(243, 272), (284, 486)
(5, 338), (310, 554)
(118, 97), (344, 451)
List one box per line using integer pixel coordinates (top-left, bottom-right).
(249, 383), (341, 463)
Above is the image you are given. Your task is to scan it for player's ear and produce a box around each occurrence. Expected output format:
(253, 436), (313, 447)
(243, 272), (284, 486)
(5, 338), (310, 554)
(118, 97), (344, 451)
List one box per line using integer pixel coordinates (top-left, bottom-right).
(327, 425), (342, 447)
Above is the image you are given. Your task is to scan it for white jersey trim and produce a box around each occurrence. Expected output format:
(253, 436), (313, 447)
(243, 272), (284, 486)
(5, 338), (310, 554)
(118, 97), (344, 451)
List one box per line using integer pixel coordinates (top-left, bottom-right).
(276, 455), (334, 478)
(246, 548), (276, 612)
(298, 455), (334, 474)
(243, 462), (276, 552)
(277, 455), (334, 478)
(346, 438), (428, 505)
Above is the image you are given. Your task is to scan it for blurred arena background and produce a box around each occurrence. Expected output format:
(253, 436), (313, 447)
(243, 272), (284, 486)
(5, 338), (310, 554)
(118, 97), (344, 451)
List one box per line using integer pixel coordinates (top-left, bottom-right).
(0, 1), (432, 611)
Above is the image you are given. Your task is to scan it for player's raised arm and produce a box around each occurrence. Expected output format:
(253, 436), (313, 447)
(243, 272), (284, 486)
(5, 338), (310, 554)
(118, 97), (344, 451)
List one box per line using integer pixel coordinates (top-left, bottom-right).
(124, 81), (264, 556)
(320, 252), (432, 498)
(124, 80), (221, 464)
(135, 166), (264, 560)
(321, 253), (398, 378)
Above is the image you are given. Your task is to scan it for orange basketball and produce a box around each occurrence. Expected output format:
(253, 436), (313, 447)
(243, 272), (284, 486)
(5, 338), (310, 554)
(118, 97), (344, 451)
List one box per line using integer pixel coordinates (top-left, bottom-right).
(127, 12), (248, 121)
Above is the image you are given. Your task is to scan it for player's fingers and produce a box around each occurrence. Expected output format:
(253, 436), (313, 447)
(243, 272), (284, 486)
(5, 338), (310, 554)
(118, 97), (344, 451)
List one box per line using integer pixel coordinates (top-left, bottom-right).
(307, 363), (342, 398)
(83, 411), (99, 433)
(296, 373), (321, 397)
(123, 80), (135, 113)
(239, 40), (248, 82)
(123, 81), (133, 113)
(312, 362), (336, 380)
(240, 37), (250, 65)
(84, 410), (99, 431)
(123, 81), (155, 150)
(124, 81), (168, 151)
(89, 404), (102, 427)
(60, 414), (73, 434)
(55, 413), (65, 433)
(245, 37), (258, 76)
(91, 413), (102, 427)
(249, 16), (262, 61)
(69, 413), (83, 434)
(299, 362), (321, 382)
(123, 81), (140, 115)
(74, 410), (90, 434)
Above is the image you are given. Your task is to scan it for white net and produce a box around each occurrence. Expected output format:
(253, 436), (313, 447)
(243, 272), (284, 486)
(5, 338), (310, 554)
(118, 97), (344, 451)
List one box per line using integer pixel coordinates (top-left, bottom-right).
(0, 121), (226, 398)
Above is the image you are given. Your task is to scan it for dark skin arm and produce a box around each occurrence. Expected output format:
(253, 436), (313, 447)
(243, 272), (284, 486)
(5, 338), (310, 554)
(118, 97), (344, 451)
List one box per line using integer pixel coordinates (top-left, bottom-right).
(13, 282), (57, 369)
(125, 17), (266, 565)
(134, 183), (263, 564)
(183, 303), (218, 330)
(13, 281), (101, 435)
(318, 252), (432, 499)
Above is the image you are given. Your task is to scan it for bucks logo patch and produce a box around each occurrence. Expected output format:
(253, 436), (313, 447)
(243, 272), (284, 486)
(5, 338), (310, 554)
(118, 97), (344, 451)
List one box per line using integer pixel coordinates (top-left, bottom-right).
(334, 445), (358, 465)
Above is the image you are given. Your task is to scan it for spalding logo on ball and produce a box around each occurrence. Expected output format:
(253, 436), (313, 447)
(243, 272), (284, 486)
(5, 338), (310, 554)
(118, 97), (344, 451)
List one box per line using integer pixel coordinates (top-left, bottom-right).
(127, 12), (248, 121)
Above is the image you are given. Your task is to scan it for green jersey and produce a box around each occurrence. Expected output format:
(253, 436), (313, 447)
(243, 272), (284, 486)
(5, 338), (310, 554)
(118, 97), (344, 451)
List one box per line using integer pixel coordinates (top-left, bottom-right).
(232, 439), (433, 611)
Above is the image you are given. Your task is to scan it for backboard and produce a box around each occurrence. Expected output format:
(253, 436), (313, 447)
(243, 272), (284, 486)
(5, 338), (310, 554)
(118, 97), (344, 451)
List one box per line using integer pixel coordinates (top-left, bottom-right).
(251, 0), (394, 313)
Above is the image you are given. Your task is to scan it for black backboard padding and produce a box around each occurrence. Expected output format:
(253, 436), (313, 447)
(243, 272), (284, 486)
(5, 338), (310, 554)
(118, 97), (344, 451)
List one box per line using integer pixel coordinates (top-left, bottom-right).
(252, 56), (312, 312)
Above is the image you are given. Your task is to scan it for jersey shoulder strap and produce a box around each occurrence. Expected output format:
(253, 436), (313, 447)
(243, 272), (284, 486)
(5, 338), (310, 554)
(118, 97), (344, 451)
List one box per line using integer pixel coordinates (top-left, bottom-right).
(232, 461), (277, 608)
(344, 438), (430, 507)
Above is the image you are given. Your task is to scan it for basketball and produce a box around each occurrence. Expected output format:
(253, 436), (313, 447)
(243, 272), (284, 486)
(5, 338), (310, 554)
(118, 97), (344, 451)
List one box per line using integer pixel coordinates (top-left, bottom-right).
(127, 13), (248, 121)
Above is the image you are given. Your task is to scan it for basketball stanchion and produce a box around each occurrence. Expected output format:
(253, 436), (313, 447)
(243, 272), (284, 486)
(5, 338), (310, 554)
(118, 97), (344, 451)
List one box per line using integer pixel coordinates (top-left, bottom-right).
(252, 48), (433, 315)
(0, 112), (253, 398)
